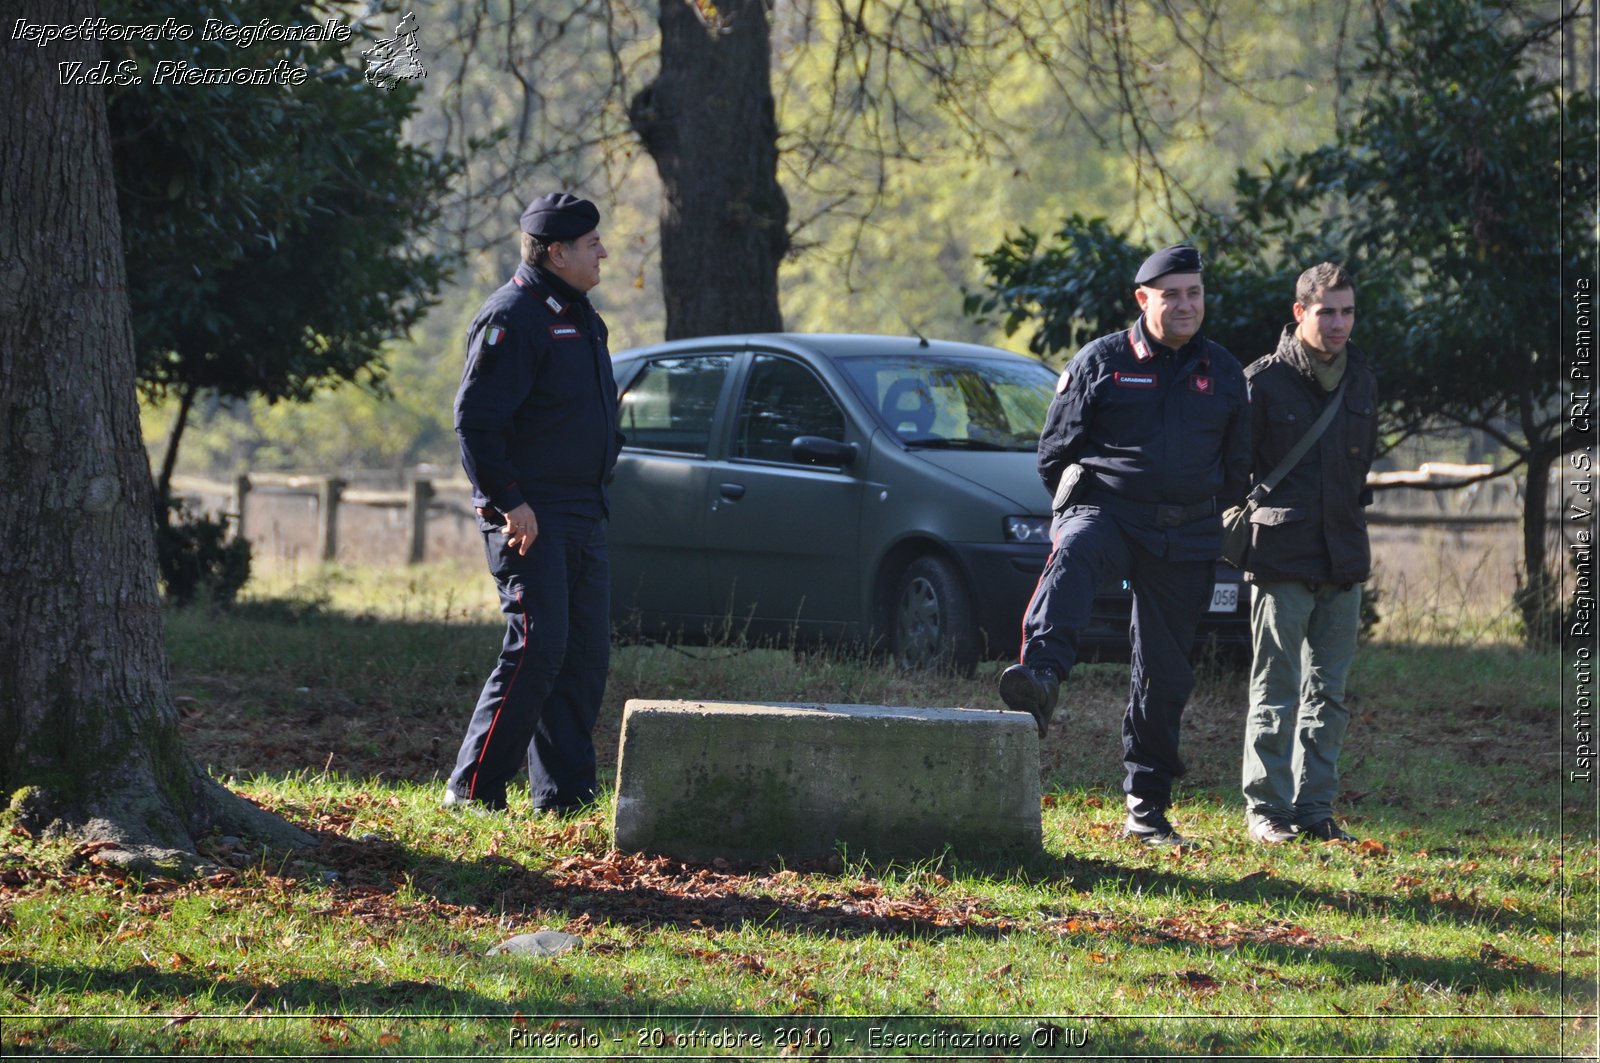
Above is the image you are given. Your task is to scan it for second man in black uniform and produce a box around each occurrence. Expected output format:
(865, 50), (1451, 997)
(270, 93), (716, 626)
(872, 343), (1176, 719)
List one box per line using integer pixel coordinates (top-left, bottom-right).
(1000, 244), (1250, 846)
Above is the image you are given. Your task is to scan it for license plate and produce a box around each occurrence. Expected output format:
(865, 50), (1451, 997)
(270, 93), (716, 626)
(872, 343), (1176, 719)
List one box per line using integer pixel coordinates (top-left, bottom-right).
(1209, 583), (1239, 612)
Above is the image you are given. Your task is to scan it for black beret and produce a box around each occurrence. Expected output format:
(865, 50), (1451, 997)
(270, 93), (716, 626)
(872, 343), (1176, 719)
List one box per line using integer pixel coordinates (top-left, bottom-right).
(520, 193), (600, 241)
(1134, 243), (1204, 286)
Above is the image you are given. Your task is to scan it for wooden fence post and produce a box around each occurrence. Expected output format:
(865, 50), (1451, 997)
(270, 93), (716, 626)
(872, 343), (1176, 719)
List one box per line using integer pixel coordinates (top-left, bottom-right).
(406, 478), (434, 564)
(232, 472), (252, 540)
(318, 478), (345, 562)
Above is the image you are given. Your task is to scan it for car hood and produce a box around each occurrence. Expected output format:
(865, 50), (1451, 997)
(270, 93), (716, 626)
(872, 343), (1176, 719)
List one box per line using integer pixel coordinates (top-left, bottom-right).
(906, 450), (1049, 513)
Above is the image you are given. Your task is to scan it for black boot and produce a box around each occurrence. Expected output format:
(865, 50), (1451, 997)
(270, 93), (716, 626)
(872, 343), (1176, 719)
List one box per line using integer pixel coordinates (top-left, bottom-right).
(998, 664), (1060, 738)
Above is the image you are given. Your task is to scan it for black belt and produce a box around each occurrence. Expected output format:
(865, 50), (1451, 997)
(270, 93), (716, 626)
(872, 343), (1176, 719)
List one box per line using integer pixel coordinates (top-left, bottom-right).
(1087, 489), (1216, 527)
(1153, 498), (1217, 526)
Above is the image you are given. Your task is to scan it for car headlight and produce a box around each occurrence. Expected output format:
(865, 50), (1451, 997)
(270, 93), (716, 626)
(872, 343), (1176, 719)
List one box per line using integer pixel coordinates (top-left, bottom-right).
(1004, 516), (1051, 543)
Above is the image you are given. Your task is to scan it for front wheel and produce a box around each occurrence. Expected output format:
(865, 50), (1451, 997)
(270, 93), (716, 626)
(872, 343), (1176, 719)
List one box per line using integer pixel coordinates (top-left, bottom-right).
(890, 554), (978, 675)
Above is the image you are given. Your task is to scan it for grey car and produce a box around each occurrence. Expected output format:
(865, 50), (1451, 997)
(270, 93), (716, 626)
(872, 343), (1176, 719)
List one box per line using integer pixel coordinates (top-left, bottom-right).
(608, 333), (1247, 672)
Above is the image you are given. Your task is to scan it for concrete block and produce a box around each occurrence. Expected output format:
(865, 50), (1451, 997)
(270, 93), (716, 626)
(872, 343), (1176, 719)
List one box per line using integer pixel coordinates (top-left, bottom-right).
(611, 699), (1040, 863)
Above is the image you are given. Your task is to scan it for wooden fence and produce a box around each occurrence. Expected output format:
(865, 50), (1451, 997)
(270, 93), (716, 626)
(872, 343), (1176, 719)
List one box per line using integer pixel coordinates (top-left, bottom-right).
(170, 472), (479, 565)
(168, 461), (1552, 567)
(1366, 462), (1525, 525)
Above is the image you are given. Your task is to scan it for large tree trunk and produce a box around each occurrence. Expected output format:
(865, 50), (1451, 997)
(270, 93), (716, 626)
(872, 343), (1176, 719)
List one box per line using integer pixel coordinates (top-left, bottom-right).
(0, 0), (310, 870)
(630, 0), (790, 338)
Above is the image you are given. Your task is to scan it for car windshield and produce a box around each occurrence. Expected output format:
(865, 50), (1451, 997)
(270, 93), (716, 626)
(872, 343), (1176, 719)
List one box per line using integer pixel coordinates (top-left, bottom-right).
(836, 353), (1057, 450)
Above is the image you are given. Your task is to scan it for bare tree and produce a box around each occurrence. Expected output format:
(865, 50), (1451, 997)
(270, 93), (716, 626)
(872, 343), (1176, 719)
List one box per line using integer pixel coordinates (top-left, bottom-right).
(421, 0), (651, 258)
(0, 0), (312, 870)
(430, 0), (1308, 340)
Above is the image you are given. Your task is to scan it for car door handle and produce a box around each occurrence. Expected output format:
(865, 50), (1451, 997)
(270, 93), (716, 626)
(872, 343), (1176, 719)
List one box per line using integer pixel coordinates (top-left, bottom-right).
(718, 482), (746, 501)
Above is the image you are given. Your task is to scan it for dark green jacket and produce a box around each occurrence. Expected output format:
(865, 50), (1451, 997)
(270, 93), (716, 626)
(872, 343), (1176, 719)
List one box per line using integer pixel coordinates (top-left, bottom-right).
(1242, 326), (1379, 584)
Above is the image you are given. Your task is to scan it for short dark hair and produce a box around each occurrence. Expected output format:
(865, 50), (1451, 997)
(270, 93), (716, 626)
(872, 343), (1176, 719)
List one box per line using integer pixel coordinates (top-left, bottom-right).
(1295, 262), (1356, 308)
(521, 231), (551, 269)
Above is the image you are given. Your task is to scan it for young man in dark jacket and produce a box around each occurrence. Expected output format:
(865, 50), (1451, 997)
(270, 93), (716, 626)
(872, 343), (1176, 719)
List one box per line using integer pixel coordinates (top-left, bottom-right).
(1240, 262), (1378, 844)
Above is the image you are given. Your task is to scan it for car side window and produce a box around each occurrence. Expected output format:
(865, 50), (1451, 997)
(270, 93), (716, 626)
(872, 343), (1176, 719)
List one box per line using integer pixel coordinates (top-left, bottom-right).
(618, 355), (731, 455)
(734, 355), (846, 463)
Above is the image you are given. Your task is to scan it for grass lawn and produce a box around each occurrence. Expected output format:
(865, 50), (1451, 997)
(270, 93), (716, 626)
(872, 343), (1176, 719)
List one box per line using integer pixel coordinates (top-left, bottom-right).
(1, 561), (1593, 1059)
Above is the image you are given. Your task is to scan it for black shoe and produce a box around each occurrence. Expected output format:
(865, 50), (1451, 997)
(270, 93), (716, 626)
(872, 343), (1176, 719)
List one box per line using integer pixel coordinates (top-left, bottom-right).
(1124, 810), (1194, 848)
(534, 803), (589, 819)
(999, 664), (1060, 738)
(535, 791), (597, 818)
(1249, 818), (1297, 845)
(1299, 818), (1356, 842)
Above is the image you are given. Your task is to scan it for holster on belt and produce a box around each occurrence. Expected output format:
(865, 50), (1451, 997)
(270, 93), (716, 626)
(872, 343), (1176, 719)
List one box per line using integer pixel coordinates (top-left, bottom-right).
(1051, 464), (1091, 513)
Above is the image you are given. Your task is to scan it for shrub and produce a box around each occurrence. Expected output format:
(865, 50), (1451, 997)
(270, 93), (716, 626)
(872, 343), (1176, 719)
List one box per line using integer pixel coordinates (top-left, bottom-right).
(157, 498), (251, 607)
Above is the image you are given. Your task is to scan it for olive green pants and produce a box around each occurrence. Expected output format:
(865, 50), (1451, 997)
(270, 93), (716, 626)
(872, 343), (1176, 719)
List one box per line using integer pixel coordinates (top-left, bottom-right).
(1242, 580), (1361, 829)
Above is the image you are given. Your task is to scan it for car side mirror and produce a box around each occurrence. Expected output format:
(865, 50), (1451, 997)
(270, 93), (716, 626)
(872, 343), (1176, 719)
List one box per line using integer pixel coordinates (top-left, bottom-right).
(791, 435), (857, 467)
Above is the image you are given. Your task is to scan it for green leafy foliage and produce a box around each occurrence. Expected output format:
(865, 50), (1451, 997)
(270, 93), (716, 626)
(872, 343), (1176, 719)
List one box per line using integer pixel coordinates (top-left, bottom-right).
(972, 0), (1590, 385)
(156, 499), (252, 607)
(106, 1), (461, 409)
(1245, 0), (1592, 441)
(963, 209), (1326, 370)
(963, 217), (1149, 360)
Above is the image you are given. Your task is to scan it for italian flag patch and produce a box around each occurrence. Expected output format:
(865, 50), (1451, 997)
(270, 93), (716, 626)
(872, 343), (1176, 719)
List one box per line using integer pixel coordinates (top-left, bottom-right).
(486, 326), (506, 346)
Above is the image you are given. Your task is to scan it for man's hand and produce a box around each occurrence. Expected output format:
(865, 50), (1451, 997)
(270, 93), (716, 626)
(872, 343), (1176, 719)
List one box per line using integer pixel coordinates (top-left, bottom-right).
(502, 503), (539, 555)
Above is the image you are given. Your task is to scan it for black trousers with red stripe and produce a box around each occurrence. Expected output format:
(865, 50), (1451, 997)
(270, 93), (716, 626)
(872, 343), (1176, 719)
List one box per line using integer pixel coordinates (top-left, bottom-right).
(1020, 505), (1214, 815)
(447, 512), (609, 810)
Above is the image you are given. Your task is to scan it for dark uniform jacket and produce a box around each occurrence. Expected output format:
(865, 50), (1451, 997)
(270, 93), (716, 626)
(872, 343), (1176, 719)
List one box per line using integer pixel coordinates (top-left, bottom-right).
(454, 262), (624, 520)
(1243, 325), (1379, 585)
(1038, 316), (1250, 559)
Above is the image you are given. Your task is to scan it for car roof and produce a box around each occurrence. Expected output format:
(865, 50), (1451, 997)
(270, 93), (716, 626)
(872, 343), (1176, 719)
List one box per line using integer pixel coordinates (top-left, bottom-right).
(613, 332), (1043, 365)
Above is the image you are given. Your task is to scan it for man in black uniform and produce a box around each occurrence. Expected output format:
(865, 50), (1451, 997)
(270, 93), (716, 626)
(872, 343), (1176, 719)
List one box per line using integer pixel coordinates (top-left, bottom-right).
(443, 193), (623, 814)
(999, 244), (1249, 846)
